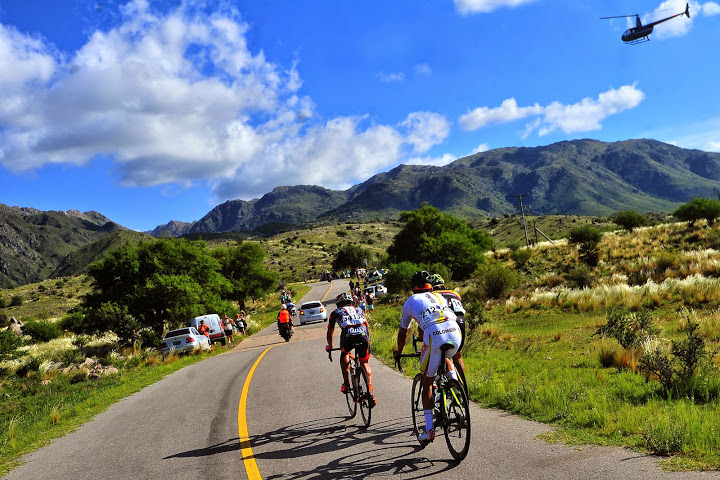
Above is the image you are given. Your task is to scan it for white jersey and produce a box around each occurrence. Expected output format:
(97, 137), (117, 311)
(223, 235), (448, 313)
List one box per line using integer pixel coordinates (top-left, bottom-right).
(401, 291), (461, 377)
(401, 291), (458, 331)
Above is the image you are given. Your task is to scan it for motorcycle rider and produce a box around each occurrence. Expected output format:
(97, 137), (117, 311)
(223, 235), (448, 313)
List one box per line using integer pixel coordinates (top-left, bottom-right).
(394, 271), (461, 445)
(326, 292), (377, 406)
(277, 303), (293, 334)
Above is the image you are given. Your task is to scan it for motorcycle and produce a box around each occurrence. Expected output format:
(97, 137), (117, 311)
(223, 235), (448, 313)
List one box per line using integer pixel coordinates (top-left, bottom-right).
(278, 321), (294, 342)
(285, 302), (297, 317)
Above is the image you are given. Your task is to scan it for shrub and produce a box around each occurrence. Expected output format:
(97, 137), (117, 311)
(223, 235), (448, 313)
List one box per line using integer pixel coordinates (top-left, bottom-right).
(22, 320), (63, 343)
(510, 248), (532, 268)
(478, 263), (518, 299)
(60, 312), (87, 334)
(638, 312), (710, 397)
(0, 329), (24, 359)
(594, 309), (659, 350)
(568, 225), (603, 245)
(565, 265), (592, 288)
(674, 197), (720, 225)
(612, 210), (648, 232)
(336, 230), (348, 237)
(10, 295), (24, 307)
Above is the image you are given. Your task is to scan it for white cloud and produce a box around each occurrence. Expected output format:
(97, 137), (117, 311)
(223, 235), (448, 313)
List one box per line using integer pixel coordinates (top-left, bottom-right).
(376, 71), (405, 83)
(414, 63), (432, 76)
(459, 85), (645, 138)
(454, 0), (538, 15)
(400, 112), (450, 154)
(647, 1), (694, 39)
(472, 143), (490, 154)
(702, 2), (720, 15)
(459, 98), (543, 130)
(0, 0), (450, 202)
(706, 141), (720, 152)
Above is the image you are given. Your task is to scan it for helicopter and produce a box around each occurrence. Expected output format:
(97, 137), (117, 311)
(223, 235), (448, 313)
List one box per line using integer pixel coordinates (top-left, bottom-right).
(601, 3), (690, 44)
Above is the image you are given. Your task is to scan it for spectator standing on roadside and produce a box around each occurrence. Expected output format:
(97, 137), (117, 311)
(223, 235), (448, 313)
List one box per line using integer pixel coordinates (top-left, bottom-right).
(236, 311), (246, 335)
(223, 315), (234, 343)
(198, 320), (210, 337)
(349, 280), (355, 291)
(366, 292), (375, 311)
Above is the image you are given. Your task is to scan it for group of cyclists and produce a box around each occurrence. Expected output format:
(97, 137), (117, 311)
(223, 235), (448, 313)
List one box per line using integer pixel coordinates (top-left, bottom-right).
(325, 270), (466, 446)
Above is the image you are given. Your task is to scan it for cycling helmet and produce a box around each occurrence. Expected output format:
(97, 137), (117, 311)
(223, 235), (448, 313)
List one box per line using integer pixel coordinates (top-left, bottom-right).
(280, 304), (287, 310)
(429, 273), (445, 289)
(410, 271), (433, 293)
(335, 292), (354, 307)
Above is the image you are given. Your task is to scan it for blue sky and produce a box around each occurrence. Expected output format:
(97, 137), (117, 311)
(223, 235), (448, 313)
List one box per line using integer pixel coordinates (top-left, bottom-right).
(1, 0), (718, 231)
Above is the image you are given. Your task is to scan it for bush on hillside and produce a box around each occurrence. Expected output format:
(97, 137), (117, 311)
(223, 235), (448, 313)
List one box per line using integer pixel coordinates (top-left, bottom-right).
(0, 329), (24, 360)
(477, 263), (518, 299)
(674, 198), (720, 225)
(22, 320), (63, 343)
(612, 210), (648, 232)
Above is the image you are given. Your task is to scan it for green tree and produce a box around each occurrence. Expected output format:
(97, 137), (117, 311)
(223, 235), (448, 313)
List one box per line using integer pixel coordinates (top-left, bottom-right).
(611, 210), (648, 232)
(387, 204), (493, 280)
(383, 261), (422, 294)
(332, 244), (370, 272)
(84, 238), (233, 335)
(213, 242), (277, 309)
(674, 198), (720, 225)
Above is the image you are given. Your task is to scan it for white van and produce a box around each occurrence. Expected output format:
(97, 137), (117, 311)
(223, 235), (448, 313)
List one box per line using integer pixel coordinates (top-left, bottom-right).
(188, 314), (227, 345)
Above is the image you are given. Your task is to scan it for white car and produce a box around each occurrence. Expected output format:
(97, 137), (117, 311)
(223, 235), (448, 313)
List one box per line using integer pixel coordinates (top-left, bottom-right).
(298, 301), (327, 325)
(365, 270), (383, 284)
(159, 327), (211, 355)
(363, 284), (387, 298)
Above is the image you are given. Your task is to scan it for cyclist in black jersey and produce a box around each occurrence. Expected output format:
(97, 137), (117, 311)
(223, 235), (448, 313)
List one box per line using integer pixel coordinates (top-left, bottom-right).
(326, 292), (377, 406)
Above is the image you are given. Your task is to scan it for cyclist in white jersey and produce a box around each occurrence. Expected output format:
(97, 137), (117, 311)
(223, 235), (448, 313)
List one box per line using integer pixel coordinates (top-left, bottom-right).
(394, 271), (461, 445)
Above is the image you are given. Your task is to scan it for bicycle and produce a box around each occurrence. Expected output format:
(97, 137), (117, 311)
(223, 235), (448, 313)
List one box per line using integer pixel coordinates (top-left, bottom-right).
(328, 347), (373, 427)
(395, 336), (471, 461)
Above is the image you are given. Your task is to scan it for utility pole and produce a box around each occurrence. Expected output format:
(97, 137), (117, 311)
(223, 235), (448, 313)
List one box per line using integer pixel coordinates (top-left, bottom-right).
(512, 193), (530, 247)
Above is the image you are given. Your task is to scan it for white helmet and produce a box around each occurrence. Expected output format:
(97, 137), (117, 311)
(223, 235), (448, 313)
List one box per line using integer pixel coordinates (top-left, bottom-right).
(280, 304), (287, 310)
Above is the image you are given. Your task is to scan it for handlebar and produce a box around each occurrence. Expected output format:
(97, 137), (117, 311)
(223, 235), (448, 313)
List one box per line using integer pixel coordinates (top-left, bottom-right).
(327, 347), (342, 362)
(394, 335), (422, 372)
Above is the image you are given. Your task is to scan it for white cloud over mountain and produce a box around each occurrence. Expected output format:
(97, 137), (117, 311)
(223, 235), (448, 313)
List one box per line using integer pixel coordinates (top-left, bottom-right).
(459, 85), (645, 137)
(0, 0), (449, 201)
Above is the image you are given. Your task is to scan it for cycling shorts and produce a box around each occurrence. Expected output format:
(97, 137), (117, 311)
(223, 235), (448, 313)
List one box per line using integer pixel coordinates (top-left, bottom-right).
(420, 320), (461, 377)
(340, 324), (370, 362)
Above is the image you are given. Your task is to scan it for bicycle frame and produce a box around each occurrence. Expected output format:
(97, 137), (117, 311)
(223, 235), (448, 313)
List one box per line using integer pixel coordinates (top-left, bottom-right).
(328, 347), (373, 427)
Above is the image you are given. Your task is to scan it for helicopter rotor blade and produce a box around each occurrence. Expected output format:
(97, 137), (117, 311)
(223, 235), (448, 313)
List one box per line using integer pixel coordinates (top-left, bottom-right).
(600, 14), (639, 19)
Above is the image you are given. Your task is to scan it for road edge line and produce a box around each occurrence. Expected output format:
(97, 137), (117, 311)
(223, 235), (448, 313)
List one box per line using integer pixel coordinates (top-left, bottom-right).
(238, 344), (276, 480)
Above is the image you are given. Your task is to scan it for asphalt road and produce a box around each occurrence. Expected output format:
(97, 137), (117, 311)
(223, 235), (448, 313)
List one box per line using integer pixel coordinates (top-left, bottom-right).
(5, 281), (714, 479)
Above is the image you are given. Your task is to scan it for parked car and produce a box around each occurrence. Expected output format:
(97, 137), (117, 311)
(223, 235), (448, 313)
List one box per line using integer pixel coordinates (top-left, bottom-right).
(188, 314), (227, 345)
(159, 327), (211, 355)
(364, 284), (387, 297)
(365, 269), (383, 284)
(298, 301), (327, 325)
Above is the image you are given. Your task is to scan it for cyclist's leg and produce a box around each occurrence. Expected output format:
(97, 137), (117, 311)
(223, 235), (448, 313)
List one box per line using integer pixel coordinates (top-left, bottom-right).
(339, 330), (351, 390)
(452, 315), (466, 379)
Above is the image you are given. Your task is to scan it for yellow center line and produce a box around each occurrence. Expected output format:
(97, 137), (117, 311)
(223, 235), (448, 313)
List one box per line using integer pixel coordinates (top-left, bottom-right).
(321, 281), (335, 302)
(238, 344), (276, 480)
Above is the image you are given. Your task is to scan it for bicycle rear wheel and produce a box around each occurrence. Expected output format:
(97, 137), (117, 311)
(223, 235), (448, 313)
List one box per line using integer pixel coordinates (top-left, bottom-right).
(345, 369), (357, 418)
(357, 364), (372, 427)
(442, 379), (471, 461)
(410, 373), (425, 446)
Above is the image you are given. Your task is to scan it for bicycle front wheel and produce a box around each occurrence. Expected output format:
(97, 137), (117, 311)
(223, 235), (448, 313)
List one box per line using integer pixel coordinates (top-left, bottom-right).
(410, 373), (425, 446)
(357, 365), (372, 428)
(345, 370), (357, 418)
(453, 357), (469, 399)
(442, 379), (471, 461)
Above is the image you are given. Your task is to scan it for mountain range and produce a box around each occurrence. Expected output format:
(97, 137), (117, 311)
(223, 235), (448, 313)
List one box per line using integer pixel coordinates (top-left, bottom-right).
(3, 138), (720, 288)
(152, 138), (720, 235)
